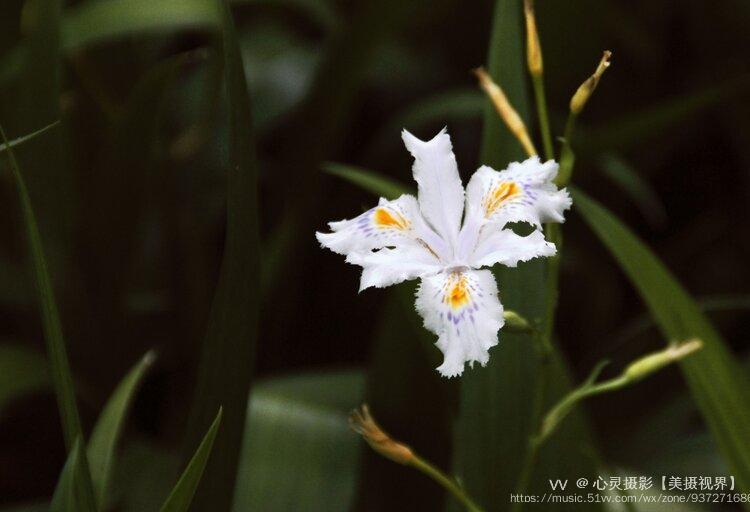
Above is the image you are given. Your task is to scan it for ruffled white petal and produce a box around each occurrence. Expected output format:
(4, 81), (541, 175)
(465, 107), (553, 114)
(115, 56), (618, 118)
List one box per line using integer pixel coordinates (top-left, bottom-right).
(402, 128), (465, 252)
(415, 269), (504, 377)
(470, 228), (556, 268)
(316, 194), (450, 261)
(464, 157), (571, 230)
(347, 245), (441, 291)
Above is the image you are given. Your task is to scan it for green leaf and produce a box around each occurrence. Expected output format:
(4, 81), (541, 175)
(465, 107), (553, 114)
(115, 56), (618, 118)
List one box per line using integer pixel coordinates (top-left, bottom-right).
(161, 408), (223, 512)
(87, 351), (156, 508)
(322, 162), (410, 200)
(573, 187), (750, 496)
(478, 0), (529, 168)
(1, 123), (97, 508)
(0, 344), (50, 417)
(182, 2), (260, 511)
(61, 0), (221, 51)
(50, 438), (98, 512)
(232, 370), (364, 512)
(0, 124), (78, 445)
(0, 122), (59, 154)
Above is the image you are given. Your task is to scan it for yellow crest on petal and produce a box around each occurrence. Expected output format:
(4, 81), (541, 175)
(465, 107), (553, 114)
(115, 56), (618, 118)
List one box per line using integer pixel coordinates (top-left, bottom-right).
(374, 208), (409, 230)
(484, 181), (521, 218)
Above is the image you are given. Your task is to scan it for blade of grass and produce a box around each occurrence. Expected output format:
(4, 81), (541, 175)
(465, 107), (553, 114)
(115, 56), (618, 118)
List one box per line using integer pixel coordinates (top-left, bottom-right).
(0, 125), (96, 511)
(182, 2), (260, 511)
(0, 122), (59, 154)
(573, 187), (750, 497)
(50, 438), (98, 512)
(1, 122), (77, 443)
(161, 408), (223, 512)
(87, 351), (156, 508)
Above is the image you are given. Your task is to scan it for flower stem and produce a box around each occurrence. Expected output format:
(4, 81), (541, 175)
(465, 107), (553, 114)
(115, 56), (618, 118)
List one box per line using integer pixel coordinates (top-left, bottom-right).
(531, 74), (554, 160)
(410, 455), (485, 512)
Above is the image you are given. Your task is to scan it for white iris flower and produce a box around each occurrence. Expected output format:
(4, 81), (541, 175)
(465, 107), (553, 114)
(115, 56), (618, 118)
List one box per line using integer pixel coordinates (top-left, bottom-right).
(316, 129), (571, 377)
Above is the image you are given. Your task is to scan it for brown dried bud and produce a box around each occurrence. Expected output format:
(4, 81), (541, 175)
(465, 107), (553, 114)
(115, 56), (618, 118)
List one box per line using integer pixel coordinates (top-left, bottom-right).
(473, 67), (537, 157)
(349, 404), (414, 465)
(570, 50), (612, 115)
(524, 0), (543, 76)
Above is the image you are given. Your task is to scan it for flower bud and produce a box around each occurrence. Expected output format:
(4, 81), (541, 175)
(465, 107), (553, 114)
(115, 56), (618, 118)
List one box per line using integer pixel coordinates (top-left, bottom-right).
(624, 339), (703, 383)
(503, 310), (534, 334)
(570, 50), (612, 115)
(349, 404), (414, 465)
(524, 0), (543, 77)
(473, 67), (537, 157)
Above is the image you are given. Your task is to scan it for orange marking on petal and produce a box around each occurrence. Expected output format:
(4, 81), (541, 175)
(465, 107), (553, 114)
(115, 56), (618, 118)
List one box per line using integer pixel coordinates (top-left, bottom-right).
(374, 208), (409, 229)
(446, 274), (470, 309)
(484, 181), (520, 217)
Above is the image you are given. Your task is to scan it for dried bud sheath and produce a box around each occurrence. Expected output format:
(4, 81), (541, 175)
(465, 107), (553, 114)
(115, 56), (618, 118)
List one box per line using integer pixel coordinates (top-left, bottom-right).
(524, 0), (543, 77)
(349, 405), (414, 464)
(474, 67), (537, 157)
(570, 50), (612, 115)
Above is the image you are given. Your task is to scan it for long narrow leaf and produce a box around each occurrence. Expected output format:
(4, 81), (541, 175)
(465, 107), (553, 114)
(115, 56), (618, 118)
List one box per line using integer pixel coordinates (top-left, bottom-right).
(161, 409), (223, 512)
(0, 122), (59, 154)
(0, 125), (97, 510)
(182, 2), (260, 511)
(0, 124), (80, 448)
(87, 351), (156, 507)
(573, 187), (750, 496)
(50, 438), (97, 512)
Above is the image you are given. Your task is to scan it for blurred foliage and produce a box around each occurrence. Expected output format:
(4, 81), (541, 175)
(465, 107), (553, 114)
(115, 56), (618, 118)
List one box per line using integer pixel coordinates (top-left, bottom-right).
(0, 0), (749, 510)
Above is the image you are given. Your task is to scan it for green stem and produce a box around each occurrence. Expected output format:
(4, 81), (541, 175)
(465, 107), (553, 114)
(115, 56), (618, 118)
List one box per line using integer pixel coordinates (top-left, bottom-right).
(539, 375), (630, 445)
(410, 456), (485, 512)
(531, 74), (554, 160)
